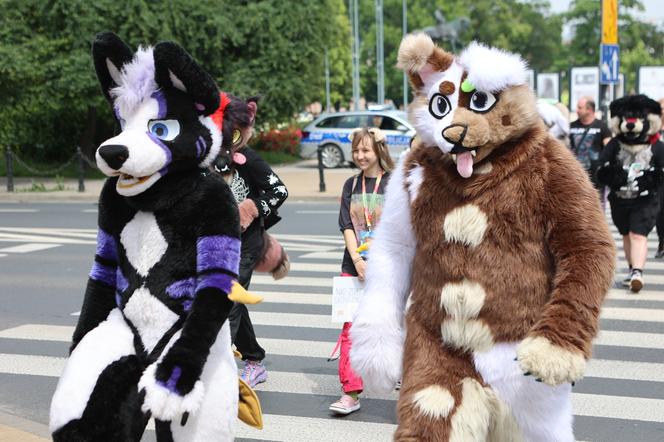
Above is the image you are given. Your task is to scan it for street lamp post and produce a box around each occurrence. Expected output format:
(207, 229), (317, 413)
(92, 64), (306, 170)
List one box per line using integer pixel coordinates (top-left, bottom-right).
(376, 0), (385, 105)
(403, 0), (408, 109)
(350, 0), (360, 111)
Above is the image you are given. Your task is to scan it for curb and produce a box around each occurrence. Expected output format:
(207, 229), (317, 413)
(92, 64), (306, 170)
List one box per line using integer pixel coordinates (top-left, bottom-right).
(0, 411), (50, 441)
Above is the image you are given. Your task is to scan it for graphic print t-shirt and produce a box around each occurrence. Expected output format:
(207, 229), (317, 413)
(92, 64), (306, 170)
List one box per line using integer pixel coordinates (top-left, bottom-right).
(338, 172), (390, 275)
(569, 119), (611, 171)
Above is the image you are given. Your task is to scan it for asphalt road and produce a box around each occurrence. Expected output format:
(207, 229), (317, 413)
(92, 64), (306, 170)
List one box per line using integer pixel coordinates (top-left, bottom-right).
(0, 202), (663, 441)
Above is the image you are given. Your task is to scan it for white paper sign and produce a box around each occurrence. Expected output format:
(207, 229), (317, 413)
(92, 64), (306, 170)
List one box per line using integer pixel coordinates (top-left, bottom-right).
(331, 276), (364, 323)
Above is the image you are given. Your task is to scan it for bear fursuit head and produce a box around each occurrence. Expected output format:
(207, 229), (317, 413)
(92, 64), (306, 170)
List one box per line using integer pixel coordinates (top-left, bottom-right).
(349, 34), (615, 441)
(49, 32), (244, 442)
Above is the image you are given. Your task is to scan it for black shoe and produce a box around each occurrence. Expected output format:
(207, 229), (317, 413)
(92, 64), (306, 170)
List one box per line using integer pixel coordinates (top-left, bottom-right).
(655, 240), (664, 259)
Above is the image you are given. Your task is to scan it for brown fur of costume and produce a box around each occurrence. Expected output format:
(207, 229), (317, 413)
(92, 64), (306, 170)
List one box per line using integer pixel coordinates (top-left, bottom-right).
(350, 35), (615, 441)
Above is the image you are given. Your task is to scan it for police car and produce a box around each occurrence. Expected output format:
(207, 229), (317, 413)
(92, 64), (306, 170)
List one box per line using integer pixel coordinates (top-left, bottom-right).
(300, 110), (416, 168)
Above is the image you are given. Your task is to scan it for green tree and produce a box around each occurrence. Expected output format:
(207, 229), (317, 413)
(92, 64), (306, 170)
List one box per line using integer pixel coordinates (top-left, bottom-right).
(562, 0), (664, 92)
(354, 0), (562, 108)
(0, 0), (351, 159)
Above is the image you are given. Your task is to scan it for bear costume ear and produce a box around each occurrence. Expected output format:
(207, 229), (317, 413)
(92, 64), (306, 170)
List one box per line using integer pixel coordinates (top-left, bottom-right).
(397, 33), (454, 89)
(92, 32), (135, 102)
(153, 41), (220, 116)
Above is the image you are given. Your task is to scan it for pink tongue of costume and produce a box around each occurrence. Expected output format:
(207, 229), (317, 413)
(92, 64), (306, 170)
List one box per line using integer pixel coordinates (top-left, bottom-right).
(456, 152), (474, 178)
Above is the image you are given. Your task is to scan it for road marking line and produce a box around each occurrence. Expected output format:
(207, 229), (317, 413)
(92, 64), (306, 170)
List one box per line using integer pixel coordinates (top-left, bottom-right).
(298, 252), (344, 260)
(294, 210), (340, 214)
(251, 275), (333, 287)
(601, 307), (664, 323)
(4, 324), (663, 356)
(289, 262), (340, 273)
(0, 209), (38, 213)
(0, 243), (61, 253)
(0, 354), (661, 423)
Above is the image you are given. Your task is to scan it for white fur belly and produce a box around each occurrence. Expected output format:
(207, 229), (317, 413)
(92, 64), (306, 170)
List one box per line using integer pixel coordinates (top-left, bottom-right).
(473, 342), (574, 442)
(121, 211), (168, 277)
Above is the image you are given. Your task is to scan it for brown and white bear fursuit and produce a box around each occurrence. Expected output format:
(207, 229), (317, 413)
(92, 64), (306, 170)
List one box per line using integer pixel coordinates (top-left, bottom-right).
(349, 34), (615, 441)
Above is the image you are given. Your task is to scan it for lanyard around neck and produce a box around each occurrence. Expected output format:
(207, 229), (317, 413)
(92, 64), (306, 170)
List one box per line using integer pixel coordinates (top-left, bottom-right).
(361, 171), (382, 230)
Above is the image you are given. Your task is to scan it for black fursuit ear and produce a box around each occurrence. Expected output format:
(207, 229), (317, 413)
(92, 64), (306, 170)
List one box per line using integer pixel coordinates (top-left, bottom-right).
(153, 41), (220, 116)
(92, 32), (134, 102)
(610, 94), (662, 117)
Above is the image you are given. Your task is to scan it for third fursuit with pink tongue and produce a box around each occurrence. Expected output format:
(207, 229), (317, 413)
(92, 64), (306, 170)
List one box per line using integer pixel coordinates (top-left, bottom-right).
(349, 33), (615, 441)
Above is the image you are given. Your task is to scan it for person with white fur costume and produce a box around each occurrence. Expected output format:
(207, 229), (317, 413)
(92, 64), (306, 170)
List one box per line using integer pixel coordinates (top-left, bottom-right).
(350, 34), (614, 441)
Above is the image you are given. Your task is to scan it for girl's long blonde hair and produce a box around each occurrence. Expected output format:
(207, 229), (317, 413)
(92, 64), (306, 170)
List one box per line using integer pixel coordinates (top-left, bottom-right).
(349, 127), (394, 172)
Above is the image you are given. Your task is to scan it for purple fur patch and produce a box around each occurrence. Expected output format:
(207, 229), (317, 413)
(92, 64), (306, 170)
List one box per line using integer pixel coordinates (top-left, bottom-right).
(115, 292), (122, 307)
(166, 277), (196, 299)
(147, 132), (173, 164)
(196, 273), (234, 294)
(197, 136), (206, 158)
(158, 366), (182, 393)
(151, 91), (167, 119)
(90, 261), (116, 286)
(116, 269), (129, 293)
(96, 229), (117, 261)
(196, 236), (241, 274)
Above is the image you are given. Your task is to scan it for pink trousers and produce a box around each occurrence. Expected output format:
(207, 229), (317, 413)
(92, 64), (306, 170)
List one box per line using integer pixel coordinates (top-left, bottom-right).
(336, 273), (363, 393)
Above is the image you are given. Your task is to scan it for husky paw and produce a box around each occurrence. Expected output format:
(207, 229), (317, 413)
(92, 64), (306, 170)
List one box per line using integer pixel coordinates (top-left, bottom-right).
(350, 321), (404, 394)
(516, 336), (586, 386)
(138, 363), (205, 422)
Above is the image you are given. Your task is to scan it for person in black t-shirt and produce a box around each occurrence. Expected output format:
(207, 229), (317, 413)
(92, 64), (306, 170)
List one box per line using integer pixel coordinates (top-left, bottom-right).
(570, 97), (612, 192)
(212, 94), (289, 387)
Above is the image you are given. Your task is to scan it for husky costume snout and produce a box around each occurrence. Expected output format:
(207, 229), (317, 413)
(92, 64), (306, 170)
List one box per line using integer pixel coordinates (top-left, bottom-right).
(49, 32), (255, 441)
(350, 34), (615, 441)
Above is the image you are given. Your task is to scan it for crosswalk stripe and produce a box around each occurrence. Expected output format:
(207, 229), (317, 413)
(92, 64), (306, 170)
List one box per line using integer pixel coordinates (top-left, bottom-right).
(2, 353), (662, 424)
(299, 251), (344, 261)
(251, 275), (334, 288)
(0, 209), (39, 213)
(259, 291), (331, 305)
(3, 325), (663, 371)
(606, 290), (664, 301)
(0, 243), (61, 253)
(572, 393), (664, 423)
(234, 414), (396, 442)
(600, 307), (664, 323)
(595, 330), (664, 349)
(585, 359), (664, 382)
(289, 262), (341, 273)
(0, 233), (93, 245)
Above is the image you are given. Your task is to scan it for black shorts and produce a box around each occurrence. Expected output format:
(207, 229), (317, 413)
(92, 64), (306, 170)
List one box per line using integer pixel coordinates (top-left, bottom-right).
(610, 197), (660, 236)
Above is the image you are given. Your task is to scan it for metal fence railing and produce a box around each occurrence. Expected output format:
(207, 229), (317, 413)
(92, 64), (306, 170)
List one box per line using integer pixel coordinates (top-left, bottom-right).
(4, 147), (98, 192)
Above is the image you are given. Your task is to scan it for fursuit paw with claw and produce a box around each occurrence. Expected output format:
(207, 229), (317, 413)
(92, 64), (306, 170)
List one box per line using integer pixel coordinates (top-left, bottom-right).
(138, 361), (205, 422)
(516, 336), (586, 386)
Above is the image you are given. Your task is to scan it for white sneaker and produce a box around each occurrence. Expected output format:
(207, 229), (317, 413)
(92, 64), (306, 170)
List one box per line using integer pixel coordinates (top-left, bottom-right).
(329, 394), (360, 415)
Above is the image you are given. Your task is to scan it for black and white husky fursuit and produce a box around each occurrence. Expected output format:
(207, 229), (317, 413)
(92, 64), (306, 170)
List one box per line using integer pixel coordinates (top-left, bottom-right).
(49, 32), (245, 441)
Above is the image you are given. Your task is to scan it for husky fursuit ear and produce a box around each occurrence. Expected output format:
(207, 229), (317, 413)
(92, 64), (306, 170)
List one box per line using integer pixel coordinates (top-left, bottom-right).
(397, 33), (463, 153)
(153, 42), (220, 116)
(94, 36), (225, 197)
(92, 32), (135, 103)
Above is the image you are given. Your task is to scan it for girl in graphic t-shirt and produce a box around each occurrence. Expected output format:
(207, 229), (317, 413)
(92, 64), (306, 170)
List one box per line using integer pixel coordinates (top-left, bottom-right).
(329, 127), (394, 415)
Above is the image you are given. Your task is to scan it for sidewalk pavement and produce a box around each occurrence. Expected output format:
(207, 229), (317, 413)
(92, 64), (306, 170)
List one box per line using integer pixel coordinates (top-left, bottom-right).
(0, 160), (356, 203)
(0, 411), (49, 441)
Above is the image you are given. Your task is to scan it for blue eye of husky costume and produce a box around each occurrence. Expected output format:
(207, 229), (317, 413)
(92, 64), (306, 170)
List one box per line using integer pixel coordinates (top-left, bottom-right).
(49, 32), (252, 441)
